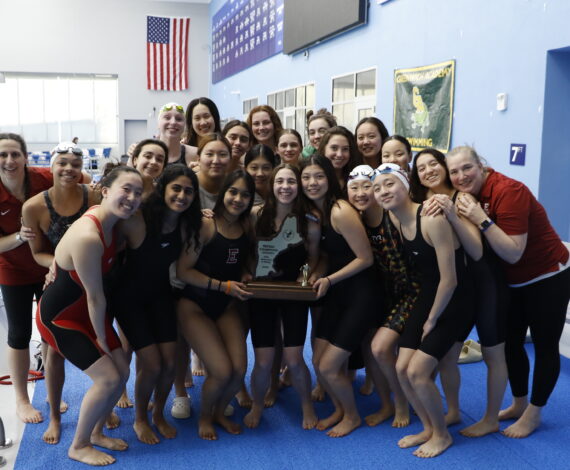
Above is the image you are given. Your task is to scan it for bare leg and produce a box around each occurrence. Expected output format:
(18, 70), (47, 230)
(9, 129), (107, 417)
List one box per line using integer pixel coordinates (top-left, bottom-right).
(461, 343), (507, 437)
(68, 350), (129, 466)
(362, 332), (395, 427)
(309, 306), (325, 402)
(9, 347), (43, 423)
(407, 351), (453, 459)
(499, 395), (528, 421)
(438, 342), (462, 426)
(371, 327), (409, 427)
(212, 308), (246, 436)
(235, 383), (252, 408)
(173, 335), (190, 399)
(151, 342), (177, 439)
(244, 347), (274, 428)
(395, 348), (433, 449)
(265, 329), (282, 407)
(43, 346), (66, 444)
(283, 346), (317, 429)
(115, 324), (133, 408)
(177, 299), (232, 440)
(191, 350), (205, 376)
(133, 345), (161, 444)
(315, 341), (361, 437)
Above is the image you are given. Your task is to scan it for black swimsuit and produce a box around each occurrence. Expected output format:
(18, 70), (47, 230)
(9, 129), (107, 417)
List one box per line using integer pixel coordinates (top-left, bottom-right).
(114, 227), (182, 351)
(169, 145), (187, 166)
(43, 185), (89, 247)
(398, 206), (474, 361)
(180, 224), (250, 321)
(314, 223), (377, 352)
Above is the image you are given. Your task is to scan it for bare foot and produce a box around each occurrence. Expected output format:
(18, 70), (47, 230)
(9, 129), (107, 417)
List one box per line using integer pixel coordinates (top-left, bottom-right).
(184, 367), (194, 387)
(68, 445), (116, 466)
(153, 414), (177, 439)
(215, 414), (242, 435)
(236, 388), (253, 408)
(91, 433), (129, 451)
(311, 383), (325, 402)
(243, 406), (263, 429)
(444, 409), (461, 426)
(198, 417), (218, 440)
(133, 420), (160, 444)
(42, 419), (61, 444)
(264, 386), (278, 407)
(365, 404), (394, 427)
(460, 418), (499, 437)
(502, 406), (541, 438)
(279, 367), (292, 388)
(499, 400), (528, 421)
(398, 429), (432, 448)
(316, 409), (343, 431)
(192, 354), (205, 376)
(116, 390), (133, 409)
(393, 400), (410, 428)
(17, 402), (43, 424)
(47, 399), (69, 414)
(414, 432), (453, 458)
(105, 411), (120, 430)
(327, 415), (361, 437)
(302, 404), (318, 430)
(359, 375), (374, 396)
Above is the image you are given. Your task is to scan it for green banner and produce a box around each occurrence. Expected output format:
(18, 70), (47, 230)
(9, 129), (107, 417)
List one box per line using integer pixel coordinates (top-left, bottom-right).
(393, 60), (455, 152)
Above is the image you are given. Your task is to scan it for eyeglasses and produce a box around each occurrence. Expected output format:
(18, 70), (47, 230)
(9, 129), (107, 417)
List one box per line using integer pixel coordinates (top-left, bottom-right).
(161, 104), (184, 113)
(53, 144), (83, 156)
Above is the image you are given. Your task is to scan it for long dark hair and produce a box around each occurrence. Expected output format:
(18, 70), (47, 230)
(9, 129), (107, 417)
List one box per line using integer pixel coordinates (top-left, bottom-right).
(410, 148), (452, 202)
(143, 164), (202, 250)
(299, 154), (342, 225)
(213, 170), (256, 229)
(317, 126), (362, 183)
(183, 97), (221, 146)
(256, 164), (310, 239)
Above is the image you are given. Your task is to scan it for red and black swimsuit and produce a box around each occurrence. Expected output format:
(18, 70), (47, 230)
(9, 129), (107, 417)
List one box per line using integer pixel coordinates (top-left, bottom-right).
(36, 213), (121, 370)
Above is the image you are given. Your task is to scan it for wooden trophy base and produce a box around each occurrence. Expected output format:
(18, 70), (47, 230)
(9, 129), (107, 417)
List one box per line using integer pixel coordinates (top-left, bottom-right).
(246, 281), (317, 301)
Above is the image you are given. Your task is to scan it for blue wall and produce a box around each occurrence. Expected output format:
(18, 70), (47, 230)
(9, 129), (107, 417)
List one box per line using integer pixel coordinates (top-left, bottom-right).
(209, 0), (570, 238)
(539, 47), (570, 241)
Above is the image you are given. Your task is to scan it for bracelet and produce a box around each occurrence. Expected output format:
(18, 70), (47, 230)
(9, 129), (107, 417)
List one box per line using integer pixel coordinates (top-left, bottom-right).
(218, 280), (222, 292)
(207, 278), (212, 290)
(326, 276), (332, 287)
(225, 280), (232, 295)
(16, 232), (23, 243)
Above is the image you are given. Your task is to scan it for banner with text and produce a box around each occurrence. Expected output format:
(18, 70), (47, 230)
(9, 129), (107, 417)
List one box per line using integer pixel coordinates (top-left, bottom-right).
(393, 60), (455, 152)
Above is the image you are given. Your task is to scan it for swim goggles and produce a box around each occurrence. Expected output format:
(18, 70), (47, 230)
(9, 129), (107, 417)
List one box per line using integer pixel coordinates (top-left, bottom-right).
(373, 163), (410, 190)
(160, 103), (184, 113)
(348, 164), (375, 182)
(52, 143), (83, 156)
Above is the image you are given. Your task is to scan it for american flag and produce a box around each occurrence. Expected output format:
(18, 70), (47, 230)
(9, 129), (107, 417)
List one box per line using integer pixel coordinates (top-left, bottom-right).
(147, 16), (190, 91)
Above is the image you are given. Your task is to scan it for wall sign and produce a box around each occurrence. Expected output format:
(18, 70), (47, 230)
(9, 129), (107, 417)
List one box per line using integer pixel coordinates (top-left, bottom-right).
(212, 0), (284, 83)
(393, 60), (455, 152)
(510, 143), (526, 166)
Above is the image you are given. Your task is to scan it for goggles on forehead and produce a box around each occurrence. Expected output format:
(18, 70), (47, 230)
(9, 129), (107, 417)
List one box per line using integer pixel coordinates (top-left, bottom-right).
(373, 163), (410, 190)
(160, 103), (184, 113)
(53, 144), (83, 157)
(348, 167), (375, 182)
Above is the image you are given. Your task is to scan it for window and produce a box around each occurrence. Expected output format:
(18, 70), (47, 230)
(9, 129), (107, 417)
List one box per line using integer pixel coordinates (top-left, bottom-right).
(242, 97), (259, 119)
(267, 83), (315, 141)
(0, 73), (118, 145)
(331, 68), (376, 131)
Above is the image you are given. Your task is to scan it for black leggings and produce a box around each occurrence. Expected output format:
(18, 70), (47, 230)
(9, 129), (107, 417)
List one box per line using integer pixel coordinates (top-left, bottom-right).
(1, 283), (44, 350)
(505, 267), (570, 407)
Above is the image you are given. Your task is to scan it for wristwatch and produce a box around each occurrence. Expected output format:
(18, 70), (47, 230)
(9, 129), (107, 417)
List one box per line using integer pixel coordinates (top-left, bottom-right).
(479, 219), (494, 232)
(16, 232), (23, 242)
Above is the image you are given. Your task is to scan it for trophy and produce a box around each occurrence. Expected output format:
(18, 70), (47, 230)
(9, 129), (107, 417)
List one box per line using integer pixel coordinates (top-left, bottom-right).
(246, 215), (317, 301)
